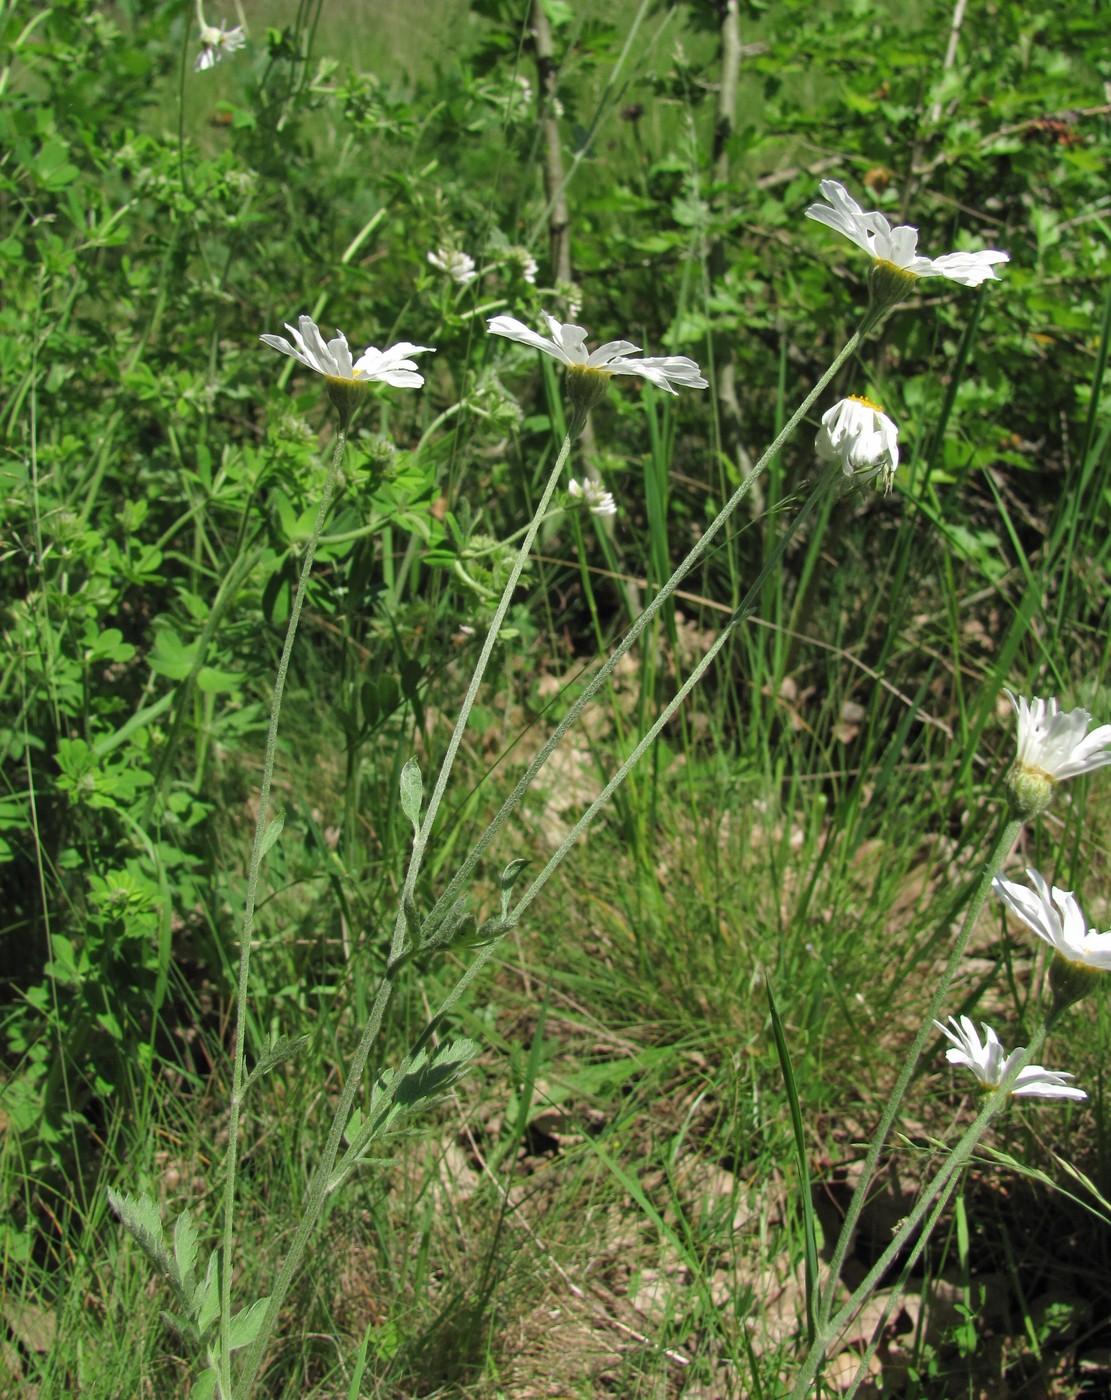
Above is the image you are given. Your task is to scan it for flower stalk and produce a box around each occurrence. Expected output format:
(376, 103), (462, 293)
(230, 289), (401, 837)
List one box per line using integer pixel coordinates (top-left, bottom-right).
(219, 428), (347, 1397)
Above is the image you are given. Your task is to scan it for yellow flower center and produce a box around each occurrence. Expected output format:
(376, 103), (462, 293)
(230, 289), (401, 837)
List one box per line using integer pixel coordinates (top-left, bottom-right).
(847, 392), (883, 414)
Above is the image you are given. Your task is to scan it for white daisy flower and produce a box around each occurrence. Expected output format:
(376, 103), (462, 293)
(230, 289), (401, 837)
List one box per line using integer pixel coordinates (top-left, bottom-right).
(994, 867), (1111, 1014)
(815, 394), (899, 492)
(427, 248), (478, 287)
(934, 1015), (1086, 1101)
(261, 315), (433, 424)
(1007, 691), (1111, 782)
(260, 315), (433, 388)
(568, 478), (617, 517)
(806, 180), (1009, 289)
(195, 21), (246, 72)
(993, 868), (1111, 972)
(487, 311), (707, 410)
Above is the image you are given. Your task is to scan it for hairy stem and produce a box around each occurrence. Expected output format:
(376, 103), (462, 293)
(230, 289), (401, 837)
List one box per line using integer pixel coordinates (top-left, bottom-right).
(220, 430), (346, 1395)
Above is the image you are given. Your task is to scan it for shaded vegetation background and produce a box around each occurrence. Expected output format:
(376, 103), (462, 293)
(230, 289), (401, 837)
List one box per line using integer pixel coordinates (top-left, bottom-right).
(2, 0), (1110, 1394)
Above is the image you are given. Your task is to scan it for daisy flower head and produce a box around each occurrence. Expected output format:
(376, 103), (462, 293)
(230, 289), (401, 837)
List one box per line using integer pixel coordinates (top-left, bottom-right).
(1004, 690), (1111, 817)
(427, 248), (478, 287)
(568, 478), (617, 517)
(993, 867), (1111, 1014)
(487, 311), (707, 417)
(815, 394), (899, 493)
(195, 20), (246, 72)
(934, 1015), (1086, 1102)
(260, 315), (433, 425)
(805, 179), (1009, 310)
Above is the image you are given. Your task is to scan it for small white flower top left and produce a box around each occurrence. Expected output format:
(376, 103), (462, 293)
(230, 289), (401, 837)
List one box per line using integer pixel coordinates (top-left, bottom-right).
(568, 478), (617, 517)
(806, 180), (1009, 288)
(260, 315), (434, 388)
(195, 20), (247, 72)
(934, 1015), (1086, 1101)
(428, 249), (478, 287)
(487, 311), (707, 397)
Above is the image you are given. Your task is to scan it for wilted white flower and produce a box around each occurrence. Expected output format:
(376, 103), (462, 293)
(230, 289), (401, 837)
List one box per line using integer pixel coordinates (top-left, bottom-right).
(195, 20), (246, 71)
(815, 394), (899, 492)
(427, 248), (478, 287)
(934, 1015), (1086, 1101)
(488, 311), (707, 412)
(568, 478), (617, 517)
(806, 180), (1009, 291)
(993, 867), (1111, 1016)
(261, 315), (433, 423)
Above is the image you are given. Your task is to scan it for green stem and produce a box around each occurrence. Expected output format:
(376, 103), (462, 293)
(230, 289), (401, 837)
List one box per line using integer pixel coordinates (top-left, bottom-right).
(792, 1023), (1050, 1400)
(421, 322), (873, 941)
(219, 430), (346, 1397)
(388, 406), (588, 964)
(815, 811), (1024, 1337)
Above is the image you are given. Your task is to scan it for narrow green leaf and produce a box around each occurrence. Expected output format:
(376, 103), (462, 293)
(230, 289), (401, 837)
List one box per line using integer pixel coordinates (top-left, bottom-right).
(195, 1250), (220, 1334)
(259, 813), (285, 859)
(228, 1295), (272, 1351)
(189, 1368), (218, 1400)
(346, 1323), (373, 1400)
(172, 1209), (199, 1300)
(244, 1032), (311, 1091)
(765, 975), (820, 1348)
(399, 756), (422, 832)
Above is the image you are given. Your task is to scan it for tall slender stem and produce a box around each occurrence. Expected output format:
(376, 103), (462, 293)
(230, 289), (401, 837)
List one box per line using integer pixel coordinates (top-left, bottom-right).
(815, 812), (1023, 1325)
(219, 430), (346, 1395)
(388, 408), (586, 964)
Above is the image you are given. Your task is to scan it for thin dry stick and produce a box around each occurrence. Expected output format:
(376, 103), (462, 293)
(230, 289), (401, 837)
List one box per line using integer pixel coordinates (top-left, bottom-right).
(929, 0), (968, 127)
(707, 0), (757, 502)
(531, 0), (571, 286)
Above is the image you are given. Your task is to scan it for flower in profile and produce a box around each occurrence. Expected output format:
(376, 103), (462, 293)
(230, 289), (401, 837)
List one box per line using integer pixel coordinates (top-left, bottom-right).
(488, 311), (707, 414)
(1004, 690), (1111, 816)
(806, 180), (1009, 305)
(815, 394), (899, 492)
(993, 867), (1111, 1013)
(261, 315), (432, 424)
(568, 478), (617, 517)
(195, 20), (246, 71)
(934, 1015), (1086, 1101)
(427, 248), (478, 287)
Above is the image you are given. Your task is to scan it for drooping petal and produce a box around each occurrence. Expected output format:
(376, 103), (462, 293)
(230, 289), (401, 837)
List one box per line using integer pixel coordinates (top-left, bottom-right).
(927, 250), (1010, 286)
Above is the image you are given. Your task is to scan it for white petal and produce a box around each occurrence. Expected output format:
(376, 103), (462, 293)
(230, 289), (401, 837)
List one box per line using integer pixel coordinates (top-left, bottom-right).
(487, 315), (567, 364)
(585, 338), (642, 367)
(927, 250), (1010, 286)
